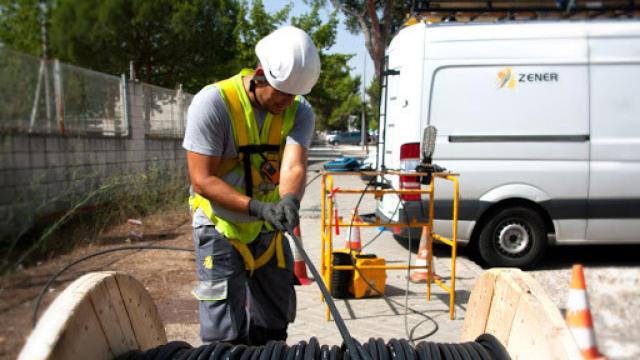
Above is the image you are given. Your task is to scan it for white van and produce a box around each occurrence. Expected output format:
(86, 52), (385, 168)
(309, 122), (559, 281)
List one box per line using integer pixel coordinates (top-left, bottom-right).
(376, 20), (640, 268)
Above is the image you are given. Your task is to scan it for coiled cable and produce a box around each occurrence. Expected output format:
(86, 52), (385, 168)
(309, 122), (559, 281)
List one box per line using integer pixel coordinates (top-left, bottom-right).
(116, 334), (510, 360)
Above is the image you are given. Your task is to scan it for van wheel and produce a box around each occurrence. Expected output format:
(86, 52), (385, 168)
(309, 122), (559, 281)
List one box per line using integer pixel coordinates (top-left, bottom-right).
(477, 206), (547, 268)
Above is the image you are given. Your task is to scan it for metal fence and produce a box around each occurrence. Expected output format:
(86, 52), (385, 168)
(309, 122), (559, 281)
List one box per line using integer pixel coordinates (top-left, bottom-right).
(59, 61), (128, 136)
(0, 48), (192, 138)
(0, 48), (55, 133)
(141, 82), (192, 138)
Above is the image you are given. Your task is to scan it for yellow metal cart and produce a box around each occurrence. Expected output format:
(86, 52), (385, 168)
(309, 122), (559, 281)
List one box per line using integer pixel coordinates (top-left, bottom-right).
(320, 170), (460, 320)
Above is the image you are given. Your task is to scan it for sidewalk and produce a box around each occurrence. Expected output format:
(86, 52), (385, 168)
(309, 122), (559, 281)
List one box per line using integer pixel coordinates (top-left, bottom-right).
(288, 170), (484, 346)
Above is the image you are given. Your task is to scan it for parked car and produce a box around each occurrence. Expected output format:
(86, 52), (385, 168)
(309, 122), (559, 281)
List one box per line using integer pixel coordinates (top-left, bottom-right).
(325, 130), (339, 144)
(331, 131), (367, 145)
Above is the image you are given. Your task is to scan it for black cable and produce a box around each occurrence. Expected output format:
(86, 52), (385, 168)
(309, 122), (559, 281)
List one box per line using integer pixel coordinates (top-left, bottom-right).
(360, 199), (400, 251)
(340, 180), (438, 345)
(32, 167), (466, 359)
(287, 230), (371, 360)
(32, 167), (323, 329)
(31, 245), (193, 328)
(395, 180), (439, 345)
(361, 169), (442, 343)
(115, 335), (510, 360)
(306, 171), (323, 188)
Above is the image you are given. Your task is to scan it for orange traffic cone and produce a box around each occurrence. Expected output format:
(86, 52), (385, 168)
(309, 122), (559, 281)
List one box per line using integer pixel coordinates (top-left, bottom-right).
(409, 226), (437, 283)
(344, 209), (362, 252)
(289, 226), (312, 285)
(566, 264), (606, 359)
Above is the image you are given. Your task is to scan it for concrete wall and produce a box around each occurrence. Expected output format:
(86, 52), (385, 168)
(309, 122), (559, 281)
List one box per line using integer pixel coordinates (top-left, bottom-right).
(0, 82), (188, 238)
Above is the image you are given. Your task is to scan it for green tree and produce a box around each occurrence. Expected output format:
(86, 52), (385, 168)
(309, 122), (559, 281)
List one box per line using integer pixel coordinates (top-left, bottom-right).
(366, 78), (379, 130)
(233, 0), (290, 67)
(0, 0), (52, 56)
(312, 53), (361, 131)
(311, 0), (410, 80)
(290, 2), (361, 131)
(50, 0), (241, 92)
(1, 0), (365, 131)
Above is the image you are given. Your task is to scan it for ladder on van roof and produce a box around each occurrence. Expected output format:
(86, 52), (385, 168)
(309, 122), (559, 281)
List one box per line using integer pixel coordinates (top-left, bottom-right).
(410, 0), (640, 22)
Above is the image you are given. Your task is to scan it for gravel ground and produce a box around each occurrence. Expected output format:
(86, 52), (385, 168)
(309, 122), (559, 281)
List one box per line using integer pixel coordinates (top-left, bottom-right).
(528, 264), (640, 359)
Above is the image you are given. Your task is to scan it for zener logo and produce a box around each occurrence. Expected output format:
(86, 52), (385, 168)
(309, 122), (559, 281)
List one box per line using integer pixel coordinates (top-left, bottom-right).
(518, 72), (559, 82)
(497, 68), (559, 89)
(496, 68), (515, 89)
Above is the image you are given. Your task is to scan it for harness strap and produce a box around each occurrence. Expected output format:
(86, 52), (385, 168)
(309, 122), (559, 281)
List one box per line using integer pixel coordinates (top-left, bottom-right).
(238, 145), (281, 197)
(238, 145), (281, 153)
(229, 232), (286, 276)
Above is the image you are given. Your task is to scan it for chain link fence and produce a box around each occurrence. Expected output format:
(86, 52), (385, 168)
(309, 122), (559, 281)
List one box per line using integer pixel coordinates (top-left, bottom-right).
(0, 48), (193, 138)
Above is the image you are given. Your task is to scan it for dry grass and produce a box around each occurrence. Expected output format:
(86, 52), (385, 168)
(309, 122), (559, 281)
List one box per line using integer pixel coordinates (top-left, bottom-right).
(0, 168), (190, 274)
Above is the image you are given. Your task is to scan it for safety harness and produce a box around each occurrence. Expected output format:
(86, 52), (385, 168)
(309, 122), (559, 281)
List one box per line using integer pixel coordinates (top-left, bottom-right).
(189, 69), (299, 275)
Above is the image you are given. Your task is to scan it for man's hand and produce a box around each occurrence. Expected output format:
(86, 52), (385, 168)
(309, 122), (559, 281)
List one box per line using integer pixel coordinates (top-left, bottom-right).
(248, 193), (300, 232)
(275, 193), (300, 232)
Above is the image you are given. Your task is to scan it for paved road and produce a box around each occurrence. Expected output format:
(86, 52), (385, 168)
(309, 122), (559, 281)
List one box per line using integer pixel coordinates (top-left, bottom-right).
(285, 145), (639, 359)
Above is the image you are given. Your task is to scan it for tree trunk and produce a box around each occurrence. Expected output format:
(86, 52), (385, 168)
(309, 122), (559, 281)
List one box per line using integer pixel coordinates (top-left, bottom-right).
(330, 0), (396, 80)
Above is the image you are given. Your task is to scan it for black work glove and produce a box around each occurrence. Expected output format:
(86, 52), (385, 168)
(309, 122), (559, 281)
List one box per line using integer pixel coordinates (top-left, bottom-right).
(248, 193), (300, 232)
(275, 193), (300, 233)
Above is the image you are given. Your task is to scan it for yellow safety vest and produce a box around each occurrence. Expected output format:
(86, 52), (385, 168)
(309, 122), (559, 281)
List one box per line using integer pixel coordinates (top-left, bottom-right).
(189, 70), (299, 271)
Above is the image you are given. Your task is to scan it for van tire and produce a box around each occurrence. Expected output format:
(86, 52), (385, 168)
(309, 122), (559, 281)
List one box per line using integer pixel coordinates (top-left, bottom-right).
(477, 206), (547, 268)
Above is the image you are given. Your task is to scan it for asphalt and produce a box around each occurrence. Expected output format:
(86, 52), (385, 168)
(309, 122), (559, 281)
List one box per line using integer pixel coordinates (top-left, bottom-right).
(285, 146), (485, 347)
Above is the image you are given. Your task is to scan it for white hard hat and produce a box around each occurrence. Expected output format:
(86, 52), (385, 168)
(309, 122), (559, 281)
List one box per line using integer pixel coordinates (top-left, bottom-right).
(255, 26), (321, 95)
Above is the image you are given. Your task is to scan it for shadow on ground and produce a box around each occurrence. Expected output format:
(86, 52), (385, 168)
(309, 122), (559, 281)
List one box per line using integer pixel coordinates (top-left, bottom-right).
(392, 234), (475, 259)
(96, 231), (182, 245)
(535, 243), (640, 270)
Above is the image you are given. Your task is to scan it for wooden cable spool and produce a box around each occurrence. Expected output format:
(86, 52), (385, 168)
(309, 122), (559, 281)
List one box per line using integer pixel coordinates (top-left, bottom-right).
(18, 271), (166, 360)
(461, 268), (582, 360)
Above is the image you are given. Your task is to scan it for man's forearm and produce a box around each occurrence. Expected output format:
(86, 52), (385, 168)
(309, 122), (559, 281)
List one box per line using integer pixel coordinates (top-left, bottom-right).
(279, 163), (306, 199)
(192, 176), (251, 214)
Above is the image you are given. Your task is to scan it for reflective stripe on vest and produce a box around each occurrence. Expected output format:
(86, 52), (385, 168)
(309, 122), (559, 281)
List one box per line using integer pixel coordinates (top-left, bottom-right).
(189, 69), (299, 243)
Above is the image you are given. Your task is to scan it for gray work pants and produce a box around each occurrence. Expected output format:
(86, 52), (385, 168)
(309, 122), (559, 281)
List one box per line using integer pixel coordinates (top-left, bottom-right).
(191, 226), (296, 345)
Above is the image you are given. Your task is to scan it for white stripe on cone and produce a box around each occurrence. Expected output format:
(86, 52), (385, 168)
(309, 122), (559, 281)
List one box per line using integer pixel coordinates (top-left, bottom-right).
(567, 289), (589, 310)
(287, 230), (312, 285)
(345, 210), (362, 251)
(413, 257), (428, 273)
(569, 327), (598, 351)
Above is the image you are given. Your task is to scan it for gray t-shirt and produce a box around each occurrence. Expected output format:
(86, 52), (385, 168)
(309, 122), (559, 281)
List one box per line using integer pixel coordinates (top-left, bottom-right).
(183, 84), (316, 227)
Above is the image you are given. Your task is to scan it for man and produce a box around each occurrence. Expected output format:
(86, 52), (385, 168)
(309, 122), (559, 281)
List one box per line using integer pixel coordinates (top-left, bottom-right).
(182, 26), (320, 346)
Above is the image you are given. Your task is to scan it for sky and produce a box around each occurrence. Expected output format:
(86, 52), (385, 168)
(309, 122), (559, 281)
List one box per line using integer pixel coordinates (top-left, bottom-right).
(263, 1), (375, 90)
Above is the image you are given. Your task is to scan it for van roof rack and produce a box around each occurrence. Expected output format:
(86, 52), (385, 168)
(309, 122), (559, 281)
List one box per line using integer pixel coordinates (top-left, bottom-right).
(409, 0), (640, 22)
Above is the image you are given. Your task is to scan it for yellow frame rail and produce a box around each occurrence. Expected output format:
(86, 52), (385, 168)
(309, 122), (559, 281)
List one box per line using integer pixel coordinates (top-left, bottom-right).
(320, 170), (459, 320)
